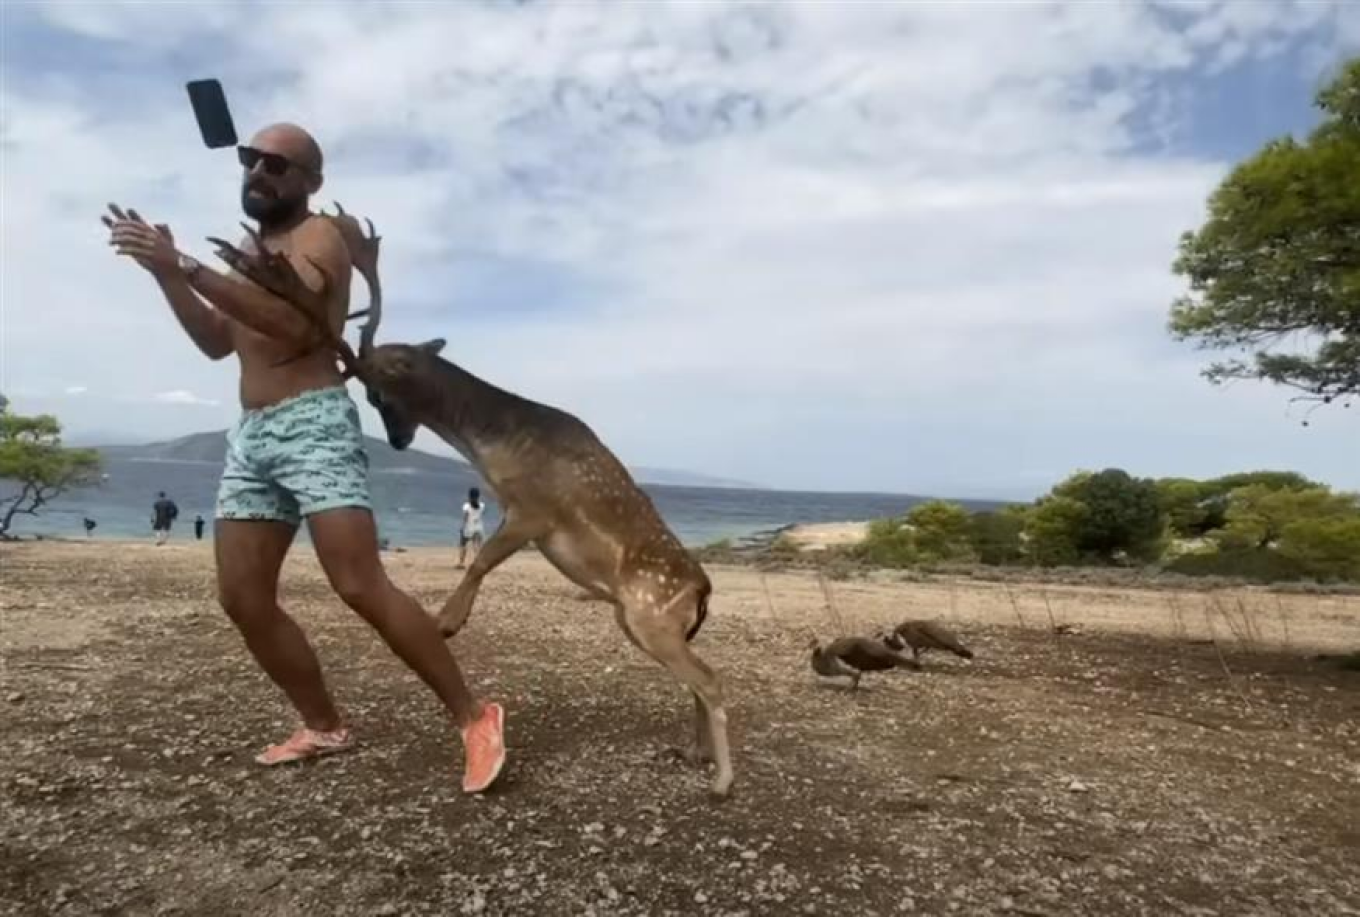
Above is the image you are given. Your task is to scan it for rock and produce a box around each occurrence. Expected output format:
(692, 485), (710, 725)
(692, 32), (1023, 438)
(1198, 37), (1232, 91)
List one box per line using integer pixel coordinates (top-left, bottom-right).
(1067, 779), (1090, 793)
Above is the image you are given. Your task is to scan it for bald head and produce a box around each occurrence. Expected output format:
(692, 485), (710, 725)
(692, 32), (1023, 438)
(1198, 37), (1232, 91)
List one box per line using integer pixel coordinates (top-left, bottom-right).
(239, 122), (325, 228)
(249, 122), (324, 175)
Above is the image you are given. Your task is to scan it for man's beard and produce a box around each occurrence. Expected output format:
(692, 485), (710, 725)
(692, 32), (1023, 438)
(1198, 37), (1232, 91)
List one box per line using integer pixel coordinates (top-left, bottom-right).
(241, 184), (305, 228)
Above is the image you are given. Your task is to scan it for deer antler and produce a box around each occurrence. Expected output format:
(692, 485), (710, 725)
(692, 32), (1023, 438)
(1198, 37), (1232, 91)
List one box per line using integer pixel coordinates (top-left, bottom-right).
(206, 230), (367, 383)
(321, 201), (382, 356)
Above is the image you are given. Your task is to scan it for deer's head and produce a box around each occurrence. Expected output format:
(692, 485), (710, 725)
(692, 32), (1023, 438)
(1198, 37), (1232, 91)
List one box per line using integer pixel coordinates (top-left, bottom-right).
(361, 339), (447, 451)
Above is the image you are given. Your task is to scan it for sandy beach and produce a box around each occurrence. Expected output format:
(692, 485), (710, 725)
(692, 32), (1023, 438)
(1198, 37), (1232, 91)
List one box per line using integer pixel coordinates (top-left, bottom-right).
(780, 521), (871, 551)
(2, 538), (1358, 916)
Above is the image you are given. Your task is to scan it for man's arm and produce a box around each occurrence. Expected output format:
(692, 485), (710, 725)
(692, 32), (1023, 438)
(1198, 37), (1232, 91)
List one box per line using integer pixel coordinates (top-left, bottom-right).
(114, 218), (235, 361)
(155, 273), (235, 361)
(108, 208), (351, 348)
(186, 220), (351, 345)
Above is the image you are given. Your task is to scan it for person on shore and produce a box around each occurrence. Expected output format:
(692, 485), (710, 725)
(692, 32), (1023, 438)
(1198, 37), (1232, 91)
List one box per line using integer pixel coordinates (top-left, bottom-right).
(101, 121), (505, 793)
(194, 514), (206, 540)
(458, 487), (485, 569)
(83, 517), (97, 538)
(151, 491), (179, 545)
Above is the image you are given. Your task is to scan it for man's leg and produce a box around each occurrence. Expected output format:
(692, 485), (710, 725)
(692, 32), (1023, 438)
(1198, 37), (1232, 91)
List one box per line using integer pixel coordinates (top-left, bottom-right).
(215, 415), (352, 764)
(308, 507), (505, 792)
(215, 518), (349, 739)
(309, 508), (480, 724)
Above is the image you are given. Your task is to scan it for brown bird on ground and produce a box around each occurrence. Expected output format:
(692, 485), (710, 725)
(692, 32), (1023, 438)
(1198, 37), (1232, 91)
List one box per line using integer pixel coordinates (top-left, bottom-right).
(807, 636), (922, 691)
(881, 619), (975, 664)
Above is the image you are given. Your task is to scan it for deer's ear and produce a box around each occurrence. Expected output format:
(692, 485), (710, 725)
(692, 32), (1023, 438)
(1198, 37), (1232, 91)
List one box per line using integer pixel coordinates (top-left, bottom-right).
(418, 338), (446, 355)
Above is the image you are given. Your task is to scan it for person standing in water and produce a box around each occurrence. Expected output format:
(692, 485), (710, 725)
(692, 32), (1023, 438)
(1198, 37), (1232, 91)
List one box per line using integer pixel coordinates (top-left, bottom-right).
(458, 487), (485, 569)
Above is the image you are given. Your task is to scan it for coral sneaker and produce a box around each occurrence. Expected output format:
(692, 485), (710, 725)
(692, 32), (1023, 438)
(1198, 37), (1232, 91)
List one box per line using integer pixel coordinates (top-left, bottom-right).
(461, 702), (506, 794)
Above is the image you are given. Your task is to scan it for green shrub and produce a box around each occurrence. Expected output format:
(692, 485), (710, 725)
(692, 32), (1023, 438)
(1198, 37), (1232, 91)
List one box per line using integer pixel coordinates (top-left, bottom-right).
(905, 500), (976, 563)
(852, 516), (917, 568)
(967, 510), (1025, 565)
(1164, 548), (1315, 582)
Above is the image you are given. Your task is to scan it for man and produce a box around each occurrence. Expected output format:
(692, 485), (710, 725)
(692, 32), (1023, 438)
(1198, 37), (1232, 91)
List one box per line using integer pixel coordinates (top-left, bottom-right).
(102, 122), (505, 793)
(152, 491), (179, 545)
(194, 514), (206, 541)
(458, 487), (485, 570)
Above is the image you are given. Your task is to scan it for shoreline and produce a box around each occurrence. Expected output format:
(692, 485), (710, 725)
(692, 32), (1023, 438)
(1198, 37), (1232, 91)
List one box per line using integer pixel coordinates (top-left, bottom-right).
(10, 527), (1360, 598)
(3, 538), (1358, 653)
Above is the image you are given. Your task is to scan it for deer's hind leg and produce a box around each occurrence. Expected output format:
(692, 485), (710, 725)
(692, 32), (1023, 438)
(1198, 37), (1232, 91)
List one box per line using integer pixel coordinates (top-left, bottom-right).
(618, 588), (734, 799)
(612, 606), (713, 766)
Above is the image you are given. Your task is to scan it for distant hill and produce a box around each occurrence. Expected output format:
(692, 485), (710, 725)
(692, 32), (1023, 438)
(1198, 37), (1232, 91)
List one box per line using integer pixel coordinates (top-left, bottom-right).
(97, 430), (463, 475)
(95, 431), (762, 489)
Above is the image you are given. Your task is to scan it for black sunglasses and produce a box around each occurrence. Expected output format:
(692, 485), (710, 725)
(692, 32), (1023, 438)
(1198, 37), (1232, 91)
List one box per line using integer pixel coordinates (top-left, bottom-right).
(237, 145), (313, 177)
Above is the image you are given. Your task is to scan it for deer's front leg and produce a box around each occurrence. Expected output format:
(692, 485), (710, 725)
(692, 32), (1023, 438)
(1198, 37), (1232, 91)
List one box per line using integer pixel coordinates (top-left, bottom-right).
(436, 514), (539, 639)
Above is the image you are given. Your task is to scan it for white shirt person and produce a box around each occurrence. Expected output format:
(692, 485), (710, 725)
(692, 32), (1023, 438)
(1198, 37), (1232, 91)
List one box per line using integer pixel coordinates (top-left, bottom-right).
(458, 487), (486, 568)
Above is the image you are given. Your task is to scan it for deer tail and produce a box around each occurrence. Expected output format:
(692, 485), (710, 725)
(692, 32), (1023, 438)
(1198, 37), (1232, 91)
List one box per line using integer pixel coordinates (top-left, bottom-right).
(685, 586), (711, 643)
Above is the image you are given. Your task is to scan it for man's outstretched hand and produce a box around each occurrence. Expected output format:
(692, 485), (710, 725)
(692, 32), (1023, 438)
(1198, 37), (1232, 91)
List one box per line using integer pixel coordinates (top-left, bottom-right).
(102, 203), (178, 275)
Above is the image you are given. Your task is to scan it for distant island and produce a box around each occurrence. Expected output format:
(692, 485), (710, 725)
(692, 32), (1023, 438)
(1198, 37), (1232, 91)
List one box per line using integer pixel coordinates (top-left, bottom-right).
(94, 431), (764, 490)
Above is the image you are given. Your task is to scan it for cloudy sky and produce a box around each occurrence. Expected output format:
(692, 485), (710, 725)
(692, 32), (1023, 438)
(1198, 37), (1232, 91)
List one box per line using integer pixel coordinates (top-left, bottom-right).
(2, 1), (1357, 499)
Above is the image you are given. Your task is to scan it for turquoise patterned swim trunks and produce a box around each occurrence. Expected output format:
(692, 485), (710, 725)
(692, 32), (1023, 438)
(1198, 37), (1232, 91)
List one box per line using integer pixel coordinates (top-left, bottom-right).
(216, 386), (372, 525)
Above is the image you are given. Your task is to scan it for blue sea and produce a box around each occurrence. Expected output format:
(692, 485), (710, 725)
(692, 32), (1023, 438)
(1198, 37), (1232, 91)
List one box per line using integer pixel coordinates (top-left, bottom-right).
(6, 458), (1004, 548)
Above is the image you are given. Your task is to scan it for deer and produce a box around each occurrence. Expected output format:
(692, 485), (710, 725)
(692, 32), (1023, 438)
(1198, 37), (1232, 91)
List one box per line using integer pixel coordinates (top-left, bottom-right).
(205, 207), (736, 799)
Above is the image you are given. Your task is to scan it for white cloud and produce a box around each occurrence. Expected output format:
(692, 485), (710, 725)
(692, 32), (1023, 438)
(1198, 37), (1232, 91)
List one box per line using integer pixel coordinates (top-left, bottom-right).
(64, 385), (87, 395)
(152, 390), (220, 407)
(2, 1), (1358, 496)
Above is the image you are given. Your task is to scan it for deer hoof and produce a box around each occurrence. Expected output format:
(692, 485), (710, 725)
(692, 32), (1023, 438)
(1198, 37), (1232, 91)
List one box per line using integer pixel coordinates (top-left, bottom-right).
(661, 742), (715, 767)
(667, 745), (712, 766)
(707, 775), (734, 800)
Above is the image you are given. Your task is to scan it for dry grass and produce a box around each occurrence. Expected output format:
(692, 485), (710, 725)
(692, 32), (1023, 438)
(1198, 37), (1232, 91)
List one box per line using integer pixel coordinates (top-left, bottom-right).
(2, 540), (1359, 916)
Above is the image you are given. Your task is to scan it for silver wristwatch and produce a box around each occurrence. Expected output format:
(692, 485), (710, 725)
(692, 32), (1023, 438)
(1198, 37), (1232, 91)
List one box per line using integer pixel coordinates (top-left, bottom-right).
(177, 253), (202, 279)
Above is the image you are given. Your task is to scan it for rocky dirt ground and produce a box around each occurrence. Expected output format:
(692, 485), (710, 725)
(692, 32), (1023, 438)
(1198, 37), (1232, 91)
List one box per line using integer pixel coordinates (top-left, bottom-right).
(2, 540), (1358, 917)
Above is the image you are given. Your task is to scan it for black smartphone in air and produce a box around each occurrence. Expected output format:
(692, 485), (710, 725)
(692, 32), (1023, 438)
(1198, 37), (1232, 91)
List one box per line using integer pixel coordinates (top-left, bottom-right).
(186, 79), (238, 148)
